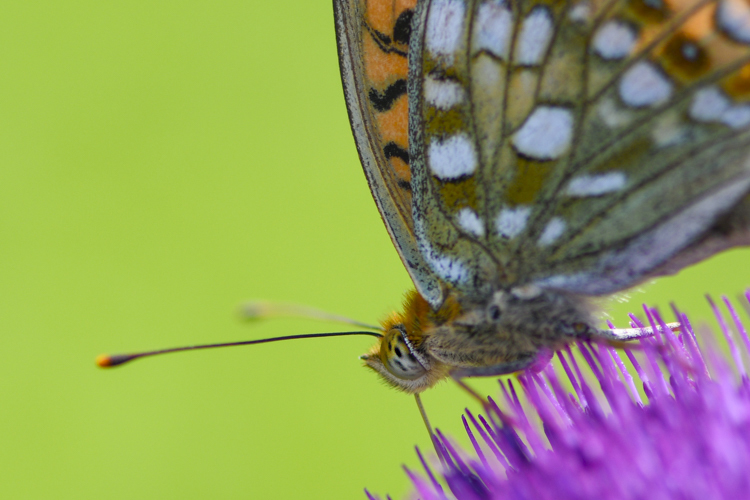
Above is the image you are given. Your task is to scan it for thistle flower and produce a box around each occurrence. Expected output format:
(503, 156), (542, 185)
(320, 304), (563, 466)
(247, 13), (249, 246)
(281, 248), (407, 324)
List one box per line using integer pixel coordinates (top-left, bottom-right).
(371, 293), (750, 500)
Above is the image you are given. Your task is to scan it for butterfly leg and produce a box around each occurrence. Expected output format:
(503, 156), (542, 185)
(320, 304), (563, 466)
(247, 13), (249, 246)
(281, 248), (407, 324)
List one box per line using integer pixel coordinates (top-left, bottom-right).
(589, 322), (680, 342)
(451, 377), (488, 407)
(414, 394), (445, 461)
(585, 323), (681, 358)
(450, 357), (536, 411)
(600, 339), (638, 351)
(450, 356), (536, 379)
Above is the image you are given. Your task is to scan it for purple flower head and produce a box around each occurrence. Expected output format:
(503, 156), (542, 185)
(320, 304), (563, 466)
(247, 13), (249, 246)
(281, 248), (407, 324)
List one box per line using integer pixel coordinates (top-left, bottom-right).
(371, 293), (750, 500)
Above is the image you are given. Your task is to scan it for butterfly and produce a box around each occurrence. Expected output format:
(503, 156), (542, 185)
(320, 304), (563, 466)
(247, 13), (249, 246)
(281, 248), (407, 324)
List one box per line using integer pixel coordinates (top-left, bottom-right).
(333, 0), (750, 394)
(100, 0), (750, 404)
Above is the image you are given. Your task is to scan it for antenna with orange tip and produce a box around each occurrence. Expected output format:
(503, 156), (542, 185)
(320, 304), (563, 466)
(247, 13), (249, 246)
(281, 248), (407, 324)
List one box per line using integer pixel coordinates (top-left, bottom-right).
(96, 331), (383, 368)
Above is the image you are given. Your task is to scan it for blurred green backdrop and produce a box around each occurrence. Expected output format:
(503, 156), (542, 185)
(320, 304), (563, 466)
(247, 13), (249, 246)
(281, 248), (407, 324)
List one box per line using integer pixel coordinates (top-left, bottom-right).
(1, 1), (749, 498)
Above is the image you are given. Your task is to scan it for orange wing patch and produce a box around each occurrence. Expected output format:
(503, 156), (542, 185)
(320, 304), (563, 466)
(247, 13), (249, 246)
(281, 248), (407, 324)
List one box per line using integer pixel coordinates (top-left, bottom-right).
(363, 0), (417, 189)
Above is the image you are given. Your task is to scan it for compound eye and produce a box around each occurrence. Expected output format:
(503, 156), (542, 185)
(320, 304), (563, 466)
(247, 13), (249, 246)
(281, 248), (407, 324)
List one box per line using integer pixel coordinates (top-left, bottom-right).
(487, 304), (501, 322)
(380, 329), (426, 380)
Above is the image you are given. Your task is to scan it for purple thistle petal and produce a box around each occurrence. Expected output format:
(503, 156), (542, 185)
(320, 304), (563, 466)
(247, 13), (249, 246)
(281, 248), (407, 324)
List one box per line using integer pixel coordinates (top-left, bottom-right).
(463, 414), (489, 470)
(542, 364), (576, 424)
(624, 347), (652, 400)
(518, 375), (547, 422)
(387, 296), (750, 500)
(505, 381), (523, 418)
(608, 348), (642, 405)
(436, 429), (471, 477)
(487, 393), (517, 431)
(529, 348), (554, 373)
(477, 413), (519, 468)
(529, 372), (568, 430)
(586, 343), (620, 398)
(404, 465), (442, 499)
(590, 344), (634, 418)
(627, 311), (641, 327)
(591, 341), (618, 382)
(651, 308), (684, 357)
(633, 315), (670, 397)
(681, 312), (699, 344)
(708, 294), (745, 377)
(572, 343), (605, 415)
(575, 343), (607, 416)
(564, 345), (592, 409)
(443, 472), (488, 500)
(466, 410), (510, 470)
(557, 349), (587, 407)
(507, 378), (547, 456)
(678, 312), (709, 377)
(651, 309), (693, 392)
(432, 429), (451, 468)
(577, 341), (603, 381)
(722, 295), (750, 363)
(497, 422), (531, 467)
(416, 445), (445, 495)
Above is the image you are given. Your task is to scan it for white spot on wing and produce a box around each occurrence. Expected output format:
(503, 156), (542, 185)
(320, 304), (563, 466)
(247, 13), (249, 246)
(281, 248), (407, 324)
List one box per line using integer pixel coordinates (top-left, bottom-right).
(473, 0), (513, 59)
(690, 87), (730, 122)
(718, 0), (750, 44)
(538, 217), (566, 246)
(619, 62), (672, 108)
(495, 206), (531, 239)
(568, 2), (590, 22)
(428, 134), (478, 180)
(514, 6), (553, 65)
(512, 106), (574, 160)
(426, 0), (466, 58)
(457, 208), (485, 237)
(427, 254), (470, 283)
(690, 86), (750, 129)
(415, 219), (470, 284)
(424, 76), (465, 109)
(593, 21), (637, 60)
(722, 105), (750, 129)
(566, 172), (627, 197)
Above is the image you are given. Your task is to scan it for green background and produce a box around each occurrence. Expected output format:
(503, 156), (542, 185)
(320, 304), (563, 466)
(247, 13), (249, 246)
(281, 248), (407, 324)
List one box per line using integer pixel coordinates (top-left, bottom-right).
(2, 1), (749, 498)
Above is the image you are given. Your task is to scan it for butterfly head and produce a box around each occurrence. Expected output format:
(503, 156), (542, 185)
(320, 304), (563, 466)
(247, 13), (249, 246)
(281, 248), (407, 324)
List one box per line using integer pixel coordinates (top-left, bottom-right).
(360, 290), (454, 393)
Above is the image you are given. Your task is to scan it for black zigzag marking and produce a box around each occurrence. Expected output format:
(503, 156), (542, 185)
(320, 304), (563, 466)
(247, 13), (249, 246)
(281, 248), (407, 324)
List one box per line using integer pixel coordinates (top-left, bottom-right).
(383, 142), (410, 164)
(397, 179), (412, 191)
(393, 10), (414, 45)
(365, 24), (408, 57)
(384, 144), (411, 190)
(369, 79), (407, 112)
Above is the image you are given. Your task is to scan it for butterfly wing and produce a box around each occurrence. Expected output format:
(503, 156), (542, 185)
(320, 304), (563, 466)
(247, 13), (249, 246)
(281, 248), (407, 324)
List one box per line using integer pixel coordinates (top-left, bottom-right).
(334, 0), (446, 307)
(408, 0), (750, 299)
(647, 192), (750, 277)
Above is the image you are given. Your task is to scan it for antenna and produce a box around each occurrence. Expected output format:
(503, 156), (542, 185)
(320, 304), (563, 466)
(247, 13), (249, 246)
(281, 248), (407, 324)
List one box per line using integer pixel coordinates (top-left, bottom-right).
(239, 300), (381, 330)
(96, 331), (383, 368)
